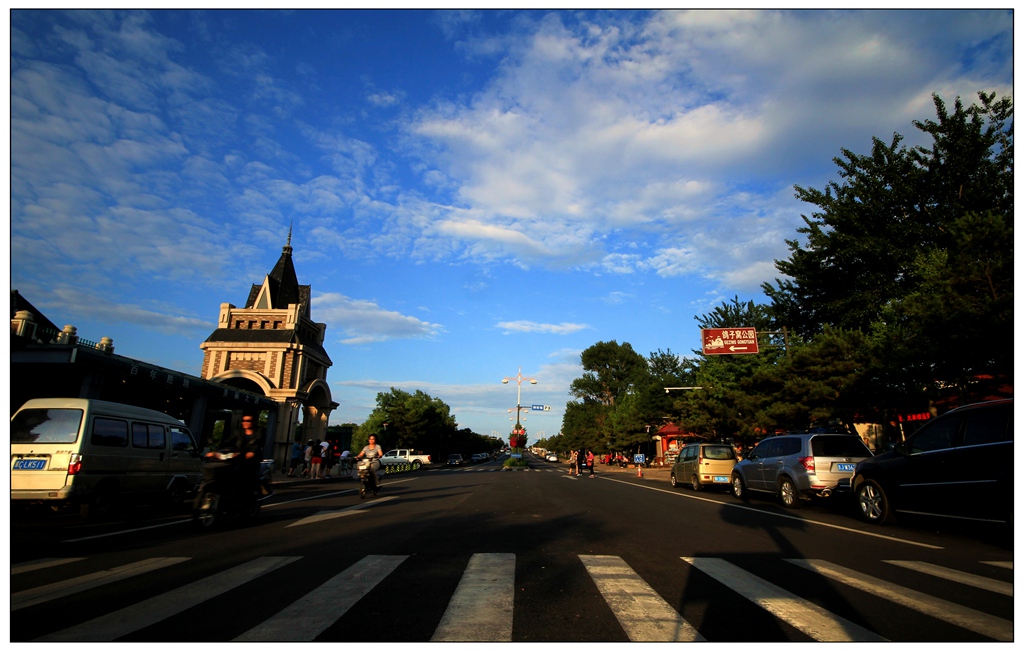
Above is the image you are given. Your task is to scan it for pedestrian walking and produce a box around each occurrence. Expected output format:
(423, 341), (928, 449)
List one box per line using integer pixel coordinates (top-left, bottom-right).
(586, 450), (595, 477)
(301, 439), (314, 477)
(287, 440), (302, 477)
(568, 450), (577, 475)
(310, 439), (323, 479)
(319, 440), (332, 478)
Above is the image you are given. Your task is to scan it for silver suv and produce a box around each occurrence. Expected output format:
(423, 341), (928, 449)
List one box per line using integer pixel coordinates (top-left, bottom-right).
(730, 433), (873, 508)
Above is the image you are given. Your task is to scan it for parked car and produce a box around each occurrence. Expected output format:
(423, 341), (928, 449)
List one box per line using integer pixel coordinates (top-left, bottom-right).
(447, 454), (464, 466)
(731, 432), (873, 508)
(546, 453), (559, 462)
(852, 399), (1013, 525)
(671, 442), (737, 491)
(470, 453), (489, 463)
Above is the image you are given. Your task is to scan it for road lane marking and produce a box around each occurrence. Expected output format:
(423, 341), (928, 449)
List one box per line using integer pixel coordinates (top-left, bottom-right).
(981, 560), (1012, 570)
(787, 559), (1013, 641)
(286, 495), (398, 527)
(12, 557), (190, 611)
(883, 560), (1013, 596)
(235, 555), (408, 641)
(432, 553), (516, 642)
(600, 476), (942, 550)
(37, 556), (300, 641)
(580, 554), (704, 642)
(57, 479), (418, 541)
(11, 557), (85, 575)
(682, 557), (885, 641)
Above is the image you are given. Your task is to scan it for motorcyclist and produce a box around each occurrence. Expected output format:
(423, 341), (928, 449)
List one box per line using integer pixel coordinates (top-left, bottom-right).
(203, 414), (271, 497)
(354, 434), (384, 491)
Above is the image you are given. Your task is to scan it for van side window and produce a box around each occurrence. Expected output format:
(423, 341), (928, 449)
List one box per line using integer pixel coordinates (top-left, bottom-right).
(170, 427), (197, 453)
(961, 407), (1010, 447)
(92, 418), (129, 447)
(132, 423), (167, 449)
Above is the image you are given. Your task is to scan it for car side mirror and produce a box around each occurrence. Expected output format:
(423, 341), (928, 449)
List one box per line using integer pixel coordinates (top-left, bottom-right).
(892, 442), (906, 455)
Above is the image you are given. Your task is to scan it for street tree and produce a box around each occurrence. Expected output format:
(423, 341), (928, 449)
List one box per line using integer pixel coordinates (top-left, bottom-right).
(764, 92), (1013, 406)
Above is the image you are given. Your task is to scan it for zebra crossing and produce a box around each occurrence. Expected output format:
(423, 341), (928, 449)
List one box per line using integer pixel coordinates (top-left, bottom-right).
(12, 552), (1012, 641)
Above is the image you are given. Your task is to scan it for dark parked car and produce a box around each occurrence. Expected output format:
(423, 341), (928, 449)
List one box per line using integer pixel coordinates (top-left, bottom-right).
(731, 432), (873, 508)
(852, 399), (1013, 525)
(447, 454), (464, 466)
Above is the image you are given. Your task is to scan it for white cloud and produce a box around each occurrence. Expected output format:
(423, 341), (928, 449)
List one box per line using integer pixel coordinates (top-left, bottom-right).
(399, 10), (1009, 290)
(496, 320), (591, 335)
(313, 292), (445, 345)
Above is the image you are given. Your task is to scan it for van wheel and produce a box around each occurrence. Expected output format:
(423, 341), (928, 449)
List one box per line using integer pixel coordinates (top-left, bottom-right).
(167, 481), (188, 510)
(691, 475), (703, 492)
(779, 477), (802, 509)
(670, 472), (679, 488)
(80, 489), (115, 522)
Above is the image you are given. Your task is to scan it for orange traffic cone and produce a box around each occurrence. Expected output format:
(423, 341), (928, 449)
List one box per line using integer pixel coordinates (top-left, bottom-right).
(637, 464), (643, 478)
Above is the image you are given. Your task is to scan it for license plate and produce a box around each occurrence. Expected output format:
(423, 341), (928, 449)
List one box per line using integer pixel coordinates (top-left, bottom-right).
(712, 475), (729, 483)
(836, 463), (856, 472)
(13, 458), (46, 470)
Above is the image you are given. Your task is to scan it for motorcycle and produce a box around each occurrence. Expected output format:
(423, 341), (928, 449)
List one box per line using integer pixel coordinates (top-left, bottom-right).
(192, 452), (272, 528)
(356, 458), (381, 499)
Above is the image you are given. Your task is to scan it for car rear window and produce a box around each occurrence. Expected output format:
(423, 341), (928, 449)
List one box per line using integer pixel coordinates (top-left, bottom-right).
(11, 408), (84, 443)
(811, 435), (871, 457)
(702, 445), (735, 460)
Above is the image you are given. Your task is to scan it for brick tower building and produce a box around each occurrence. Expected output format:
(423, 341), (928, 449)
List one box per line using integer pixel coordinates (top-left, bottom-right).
(200, 229), (335, 468)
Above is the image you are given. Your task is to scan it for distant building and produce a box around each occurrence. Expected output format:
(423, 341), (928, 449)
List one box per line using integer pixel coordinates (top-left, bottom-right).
(199, 228), (336, 468)
(11, 291), (280, 451)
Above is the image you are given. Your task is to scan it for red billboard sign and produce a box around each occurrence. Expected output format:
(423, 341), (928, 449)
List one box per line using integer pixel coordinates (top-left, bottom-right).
(701, 327), (759, 355)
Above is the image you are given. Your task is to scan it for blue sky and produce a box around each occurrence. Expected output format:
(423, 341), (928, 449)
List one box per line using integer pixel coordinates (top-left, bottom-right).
(9, 9), (1013, 440)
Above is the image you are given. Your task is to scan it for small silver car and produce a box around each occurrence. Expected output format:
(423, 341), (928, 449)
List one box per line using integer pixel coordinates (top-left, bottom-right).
(730, 433), (873, 508)
(671, 442), (737, 491)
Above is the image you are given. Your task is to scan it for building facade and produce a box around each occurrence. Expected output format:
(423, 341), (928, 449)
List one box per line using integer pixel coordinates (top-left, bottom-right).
(199, 231), (336, 469)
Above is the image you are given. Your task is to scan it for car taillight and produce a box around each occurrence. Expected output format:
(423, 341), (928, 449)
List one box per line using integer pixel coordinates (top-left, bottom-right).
(427, 455), (431, 463)
(68, 453), (83, 475)
(799, 456), (814, 472)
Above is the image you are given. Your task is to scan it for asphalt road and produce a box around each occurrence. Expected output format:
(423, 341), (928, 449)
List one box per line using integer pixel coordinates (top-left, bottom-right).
(11, 454), (1014, 642)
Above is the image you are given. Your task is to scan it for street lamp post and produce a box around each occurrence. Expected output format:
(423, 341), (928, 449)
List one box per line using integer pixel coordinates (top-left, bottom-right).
(502, 367), (537, 456)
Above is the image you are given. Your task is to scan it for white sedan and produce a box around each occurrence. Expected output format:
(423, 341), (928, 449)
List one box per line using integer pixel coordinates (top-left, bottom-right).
(546, 453), (559, 462)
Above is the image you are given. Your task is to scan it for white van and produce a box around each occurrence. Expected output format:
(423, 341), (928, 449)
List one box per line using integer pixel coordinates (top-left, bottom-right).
(11, 398), (202, 519)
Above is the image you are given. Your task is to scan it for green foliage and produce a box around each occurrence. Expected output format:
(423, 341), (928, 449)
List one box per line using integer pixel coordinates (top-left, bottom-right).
(763, 91), (1012, 407)
(356, 387), (501, 460)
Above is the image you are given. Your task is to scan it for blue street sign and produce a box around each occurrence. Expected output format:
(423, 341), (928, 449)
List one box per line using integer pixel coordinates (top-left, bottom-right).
(531, 404), (545, 411)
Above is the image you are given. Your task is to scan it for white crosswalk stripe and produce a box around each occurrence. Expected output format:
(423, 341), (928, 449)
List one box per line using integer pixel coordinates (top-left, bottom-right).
(787, 558), (1013, 642)
(432, 553), (516, 641)
(12, 557), (190, 611)
(39, 557), (301, 642)
(12, 552), (1012, 641)
(884, 560), (1013, 596)
(236, 554), (408, 641)
(11, 557), (85, 575)
(581, 554), (704, 641)
(682, 557), (885, 641)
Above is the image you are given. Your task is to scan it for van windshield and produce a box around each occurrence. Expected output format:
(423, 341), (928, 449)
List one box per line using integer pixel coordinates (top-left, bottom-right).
(11, 408), (83, 443)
